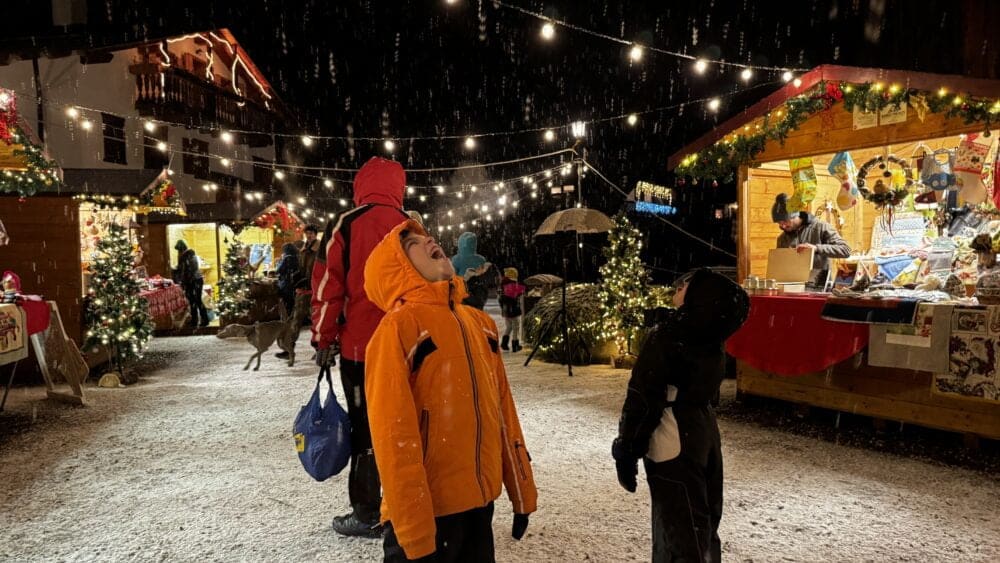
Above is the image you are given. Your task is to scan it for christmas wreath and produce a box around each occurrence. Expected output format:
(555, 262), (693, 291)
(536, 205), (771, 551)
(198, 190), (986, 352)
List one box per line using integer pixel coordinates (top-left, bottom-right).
(856, 155), (914, 209)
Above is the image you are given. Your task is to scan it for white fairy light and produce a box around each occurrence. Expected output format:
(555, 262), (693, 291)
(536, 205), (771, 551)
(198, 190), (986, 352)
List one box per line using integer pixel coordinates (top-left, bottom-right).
(324, 179), (334, 188)
(143, 121), (157, 133)
(80, 119), (93, 131)
(339, 199), (348, 207)
(156, 141), (168, 152)
(545, 170), (553, 178)
(541, 22), (555, 40)
(274, 170), (286, 180)
(220, 158), (231, 167)
(220, 131), (234, 144)
(65, 107), (79, 118)
(793, 78), (802, 88)
(244, 193), (254, 201)
(419, 195), (427, 202)
(512, 201), (519, 208)
(782, 71), (793, 82)
(694, 59), (708, 74)
(740, 68), (753, 81)
(707, 98), (721, 111)
(301, 135), (314, 147)
(498, 195), (507, 206)
(571, 121), (586, 138)
(436, 185), (446, 194)
(629, 45), (644, 62)
(627, 114), (638, 126)
(384, 139), (395, 152)
(406, 186), (416, 195)
(531, 191), (538, 199)
(464, 137), (476, 149)
(297, 197), (306, 205)
(544, 129), (555, 142)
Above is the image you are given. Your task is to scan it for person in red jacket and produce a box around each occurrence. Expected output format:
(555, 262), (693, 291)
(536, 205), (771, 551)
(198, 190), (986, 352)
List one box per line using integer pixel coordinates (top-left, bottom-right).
(311, 156), (409, 538)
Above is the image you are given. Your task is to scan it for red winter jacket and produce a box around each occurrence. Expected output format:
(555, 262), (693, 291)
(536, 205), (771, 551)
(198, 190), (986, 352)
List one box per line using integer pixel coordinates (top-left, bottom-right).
(310, 157), (408, 361)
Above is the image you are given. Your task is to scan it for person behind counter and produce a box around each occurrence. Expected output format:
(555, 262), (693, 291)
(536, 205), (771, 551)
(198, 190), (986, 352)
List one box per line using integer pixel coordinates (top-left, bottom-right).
(772, 193), (851, 289)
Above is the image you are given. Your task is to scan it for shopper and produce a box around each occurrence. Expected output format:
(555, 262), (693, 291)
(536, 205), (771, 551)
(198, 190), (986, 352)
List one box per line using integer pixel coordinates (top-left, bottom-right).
(311, 156), (409, 537)
(364, 219), (538, 562)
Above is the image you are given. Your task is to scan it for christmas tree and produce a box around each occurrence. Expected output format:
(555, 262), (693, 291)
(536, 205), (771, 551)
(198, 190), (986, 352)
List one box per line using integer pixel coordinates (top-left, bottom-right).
(84, 222), (153, 377)
(598, 212), (650, 357)
(218, 238), (251, 321)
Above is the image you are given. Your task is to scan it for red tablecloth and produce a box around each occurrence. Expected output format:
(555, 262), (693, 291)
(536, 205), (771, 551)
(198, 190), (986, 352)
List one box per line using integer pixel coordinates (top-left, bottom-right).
(726, 294), (869, 377)
(17, 298), (50, 335)
(140, 285), (188, 320)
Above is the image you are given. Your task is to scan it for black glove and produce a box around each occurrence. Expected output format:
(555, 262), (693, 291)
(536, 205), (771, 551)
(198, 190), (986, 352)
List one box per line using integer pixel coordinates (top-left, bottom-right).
(512, 513), (529, 540)
(315, 344), (339, 368)
(611, 438), (638, 493)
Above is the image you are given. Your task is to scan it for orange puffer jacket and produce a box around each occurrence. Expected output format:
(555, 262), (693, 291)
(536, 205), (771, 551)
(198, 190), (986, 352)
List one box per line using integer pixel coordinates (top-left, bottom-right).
(364, 220), (538, 560)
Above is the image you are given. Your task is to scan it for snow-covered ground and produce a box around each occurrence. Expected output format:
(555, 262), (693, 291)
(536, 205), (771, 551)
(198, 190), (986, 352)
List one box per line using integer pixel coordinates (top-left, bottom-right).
(1, 321), (999, 562)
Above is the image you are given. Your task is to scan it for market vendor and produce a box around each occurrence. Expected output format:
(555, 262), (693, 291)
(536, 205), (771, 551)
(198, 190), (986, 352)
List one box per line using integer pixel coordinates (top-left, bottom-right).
(773, 193), (851, 288)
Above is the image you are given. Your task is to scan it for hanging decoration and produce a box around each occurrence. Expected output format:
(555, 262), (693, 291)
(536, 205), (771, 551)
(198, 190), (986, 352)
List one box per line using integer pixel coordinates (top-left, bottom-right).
(135, 179), (186, 216)
(0, 88), (62, 198)
(675, 81), (1000, 182)
(856, 154), (914, 209)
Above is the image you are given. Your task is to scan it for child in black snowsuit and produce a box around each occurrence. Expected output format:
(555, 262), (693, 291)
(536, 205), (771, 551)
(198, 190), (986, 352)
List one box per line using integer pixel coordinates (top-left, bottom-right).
(612, 269), (749, 563)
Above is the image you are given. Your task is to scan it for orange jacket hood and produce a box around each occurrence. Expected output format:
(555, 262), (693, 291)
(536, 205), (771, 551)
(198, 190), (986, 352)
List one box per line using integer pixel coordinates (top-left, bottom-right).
(365, 219), (468, 312)
(354, 157), (405, 208)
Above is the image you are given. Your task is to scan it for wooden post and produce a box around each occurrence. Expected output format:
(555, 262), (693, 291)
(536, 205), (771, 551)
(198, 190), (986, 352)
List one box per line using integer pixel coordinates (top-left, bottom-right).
(737, 165), (751, 281)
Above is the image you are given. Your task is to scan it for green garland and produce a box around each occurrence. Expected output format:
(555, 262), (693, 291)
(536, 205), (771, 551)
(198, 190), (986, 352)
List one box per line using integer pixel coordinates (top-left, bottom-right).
(0, 128), (62, 197)
(675, 81), (1000, 182)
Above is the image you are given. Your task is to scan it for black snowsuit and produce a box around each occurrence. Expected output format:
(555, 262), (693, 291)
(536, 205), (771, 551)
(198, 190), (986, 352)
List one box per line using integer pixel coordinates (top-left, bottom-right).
(613, 269), (749, 563)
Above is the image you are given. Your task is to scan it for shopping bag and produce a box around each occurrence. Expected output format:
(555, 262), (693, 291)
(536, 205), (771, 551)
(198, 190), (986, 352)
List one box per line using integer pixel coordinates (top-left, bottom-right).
(293, 366), (351, 481)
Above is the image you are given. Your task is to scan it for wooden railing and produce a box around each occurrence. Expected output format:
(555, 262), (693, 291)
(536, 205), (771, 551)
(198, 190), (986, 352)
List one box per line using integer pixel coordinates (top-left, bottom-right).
(132, 65), (276, 143)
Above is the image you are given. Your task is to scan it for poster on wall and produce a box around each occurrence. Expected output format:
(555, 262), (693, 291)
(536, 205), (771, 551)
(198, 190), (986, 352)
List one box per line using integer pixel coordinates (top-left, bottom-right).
(932, 305), (1000, 403)
(879, 103), (908, 125)
(852, 107), (878, 130)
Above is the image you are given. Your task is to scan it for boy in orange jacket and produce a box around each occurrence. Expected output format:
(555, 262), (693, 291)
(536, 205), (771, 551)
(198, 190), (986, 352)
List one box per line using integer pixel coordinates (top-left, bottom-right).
(364, 220), (538, 562)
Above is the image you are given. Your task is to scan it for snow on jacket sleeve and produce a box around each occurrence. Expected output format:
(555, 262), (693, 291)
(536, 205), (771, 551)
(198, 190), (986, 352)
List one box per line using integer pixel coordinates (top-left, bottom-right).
(616, 328), (674, 460)
(310, 230), (347, 349)
(492, 336), (538, 515)
(365, 314), (437, 560)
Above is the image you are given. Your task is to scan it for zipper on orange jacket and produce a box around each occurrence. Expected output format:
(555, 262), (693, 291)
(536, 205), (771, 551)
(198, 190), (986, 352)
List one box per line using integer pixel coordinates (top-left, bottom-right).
(448, 281), (487, 503)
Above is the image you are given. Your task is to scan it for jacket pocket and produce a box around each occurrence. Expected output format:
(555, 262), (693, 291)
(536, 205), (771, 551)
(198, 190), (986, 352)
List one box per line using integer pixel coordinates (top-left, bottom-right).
(420, 409), (430, 461)
(513, 440), (529, 480)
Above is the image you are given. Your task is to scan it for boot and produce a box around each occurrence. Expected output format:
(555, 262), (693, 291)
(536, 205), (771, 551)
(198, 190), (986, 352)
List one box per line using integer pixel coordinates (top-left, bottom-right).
(501, 335), (510, 351)
(331, 512), (383, 538)
(512, 340), (521, 353)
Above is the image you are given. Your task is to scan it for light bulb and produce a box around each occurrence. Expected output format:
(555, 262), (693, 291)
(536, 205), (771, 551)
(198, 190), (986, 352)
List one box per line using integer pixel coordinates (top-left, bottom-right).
(156, 141), (168, 152)
(220, 131), (234, 143)
(629, 45), (643, 62)
(627, 114), (638, 126)
(406, 186), (415, 195)
(707, 98), (721, 111)
(694, 59), (708, 74)
(324, 179), (334, 188)
(143, 121), (157, 133)
(220, 158), (231, 167)
(740, 68), (753, 81)
(274, 170), (285, 180)
(80, 119), (93, 131)
(544, 129), (555, 142)
(464, 137), (476, 149)
(384, 139), (395, 152)
(66, 107), (80, 118)
(793, 78), (802, 88)
(782, 71), (793, 82)
(301, 135), (314, 147)
(541, 22), (555, 40)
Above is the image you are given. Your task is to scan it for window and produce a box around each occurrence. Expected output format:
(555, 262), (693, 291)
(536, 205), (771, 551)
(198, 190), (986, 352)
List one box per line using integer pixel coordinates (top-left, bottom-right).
(252, 156), (272, 187)
(143, 125), (169, 170)
(182, 138), (209, 179)
(101, 113), (126, 165)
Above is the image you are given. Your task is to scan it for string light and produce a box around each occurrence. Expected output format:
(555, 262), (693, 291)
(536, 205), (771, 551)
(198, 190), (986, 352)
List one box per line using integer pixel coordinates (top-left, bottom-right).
(220, 158), (231, 167)
(143, 121), (157, 133)
(626, 114), (638, 126)
(301, 135), (314, 147)
(324, 179), (334, 188)
(694, 59), (708, 74)
(740, 68), (753, 81)
(782, 71), (793, 82)
(544, 129), (555, 142)
(65, 106), (79, 118)
(464, 136), (476, 149)
(156, 141), (168, 152)
(274, 170), (286, 180)
(80, 119), (93, 131)
(541, 22), (555, 40)
(792, 78), (802, 88)
(220, 131), (234, 143)
(707, 98), (721, 111)
(628, 45), (644, 62)
(384, 139), (395, 152)
(339, 198), (348, 207)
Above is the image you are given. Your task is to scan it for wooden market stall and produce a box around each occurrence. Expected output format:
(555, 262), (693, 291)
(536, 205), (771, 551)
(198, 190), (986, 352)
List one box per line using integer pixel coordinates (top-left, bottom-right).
(668, 65), (1000, 440)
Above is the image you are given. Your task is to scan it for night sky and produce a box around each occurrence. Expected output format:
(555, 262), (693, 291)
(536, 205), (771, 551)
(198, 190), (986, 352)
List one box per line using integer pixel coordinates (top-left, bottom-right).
(3, 0), (989, 282)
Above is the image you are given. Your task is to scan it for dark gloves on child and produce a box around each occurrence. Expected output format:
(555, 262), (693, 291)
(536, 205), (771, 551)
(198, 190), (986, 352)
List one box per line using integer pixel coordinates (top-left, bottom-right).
(512, 513), (529, 540)
(315, 343), (339, 368)
(611, 438), (638, 493)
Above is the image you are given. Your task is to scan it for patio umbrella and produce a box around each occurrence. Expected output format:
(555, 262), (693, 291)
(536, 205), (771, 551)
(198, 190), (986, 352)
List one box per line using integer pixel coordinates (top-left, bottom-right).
(533, 208), (614, 237)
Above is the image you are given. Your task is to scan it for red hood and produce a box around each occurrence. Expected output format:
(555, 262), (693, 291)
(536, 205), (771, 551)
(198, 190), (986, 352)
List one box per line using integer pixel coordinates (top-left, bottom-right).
(354, 157), (405, 207)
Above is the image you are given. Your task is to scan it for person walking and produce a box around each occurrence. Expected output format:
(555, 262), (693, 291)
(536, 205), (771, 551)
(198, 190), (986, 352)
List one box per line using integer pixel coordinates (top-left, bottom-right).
(276, 242), (300, 318)
(173, 240), (209, 327)
(311, 156), (409, 538)
(364, 220), (538, 562)
(499, 267), (526, 352)
(612, 269), (749, 562)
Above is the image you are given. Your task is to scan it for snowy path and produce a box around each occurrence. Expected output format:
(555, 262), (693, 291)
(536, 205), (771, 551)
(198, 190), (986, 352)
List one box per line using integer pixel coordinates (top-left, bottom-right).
(1, 329), (999, 562)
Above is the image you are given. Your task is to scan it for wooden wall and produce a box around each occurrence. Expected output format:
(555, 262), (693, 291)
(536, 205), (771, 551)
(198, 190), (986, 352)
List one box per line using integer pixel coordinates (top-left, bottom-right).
(141, 222), (170, 278)
(0, 196), (84, 344)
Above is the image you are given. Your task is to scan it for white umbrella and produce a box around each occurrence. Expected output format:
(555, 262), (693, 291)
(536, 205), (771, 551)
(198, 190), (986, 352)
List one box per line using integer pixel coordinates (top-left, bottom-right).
(534, 208), (614, 237)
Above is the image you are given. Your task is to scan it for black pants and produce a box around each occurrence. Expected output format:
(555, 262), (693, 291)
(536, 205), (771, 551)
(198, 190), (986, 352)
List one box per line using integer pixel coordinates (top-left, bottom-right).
(383, 503), (495, 563)
(183, 279), (209, 326)
(340, 358), (381, 523)
(644, 448), (723, 563)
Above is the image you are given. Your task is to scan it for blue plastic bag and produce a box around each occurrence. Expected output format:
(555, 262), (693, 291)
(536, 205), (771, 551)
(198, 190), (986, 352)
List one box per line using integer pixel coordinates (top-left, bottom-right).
(293, 367), (351, 481)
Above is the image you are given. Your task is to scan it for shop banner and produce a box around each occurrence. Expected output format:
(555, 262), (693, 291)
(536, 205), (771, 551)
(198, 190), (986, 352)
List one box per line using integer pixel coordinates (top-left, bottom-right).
(869, 304), (952, 373)
(0, 303), (28, 366)
(932, 305), (1000, 403)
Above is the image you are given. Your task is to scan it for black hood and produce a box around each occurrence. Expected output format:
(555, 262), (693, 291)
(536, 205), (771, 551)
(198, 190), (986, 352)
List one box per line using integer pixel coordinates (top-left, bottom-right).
(676, 269), (750, 343)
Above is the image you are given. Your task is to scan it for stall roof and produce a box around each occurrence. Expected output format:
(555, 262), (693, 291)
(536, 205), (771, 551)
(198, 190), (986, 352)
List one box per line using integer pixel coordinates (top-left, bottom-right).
(667, 64), (1000, 170)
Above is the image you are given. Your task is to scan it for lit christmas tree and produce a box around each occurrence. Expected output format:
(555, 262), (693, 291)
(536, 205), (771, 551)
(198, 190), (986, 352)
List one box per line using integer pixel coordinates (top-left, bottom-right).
(598, 212), (650, 358)
(217, 238), (251, 321)
(84, 222), (153, 377)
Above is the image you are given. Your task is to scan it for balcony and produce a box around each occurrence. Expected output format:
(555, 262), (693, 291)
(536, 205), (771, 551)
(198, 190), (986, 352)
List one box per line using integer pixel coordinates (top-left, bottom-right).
(131, 65), (277, 147)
